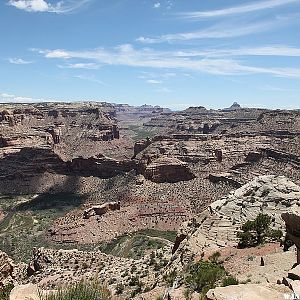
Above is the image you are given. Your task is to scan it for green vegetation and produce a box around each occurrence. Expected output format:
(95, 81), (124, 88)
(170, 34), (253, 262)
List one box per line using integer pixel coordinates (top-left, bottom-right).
(0, 193), (85, 262)
(140, 229), (177, 242)
(184, 253), (239, 298)
(185, 260), (226, 295)
(99, 229), (175, 259)
(99, 234), (164, 259)
(39, 281), (112, 300)
(222, 276), (239, 287)
(0, 191), (176, 262)
(163, 269), (178, 287)
(0, 283), (14, 300)
(237, 213), (283, 248)
(128, 125), (158, 141)
(208, 251), (221, 263)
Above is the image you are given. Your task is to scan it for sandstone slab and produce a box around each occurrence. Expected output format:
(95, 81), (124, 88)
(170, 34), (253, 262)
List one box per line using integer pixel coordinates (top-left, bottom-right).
(206, 284), (287, 300)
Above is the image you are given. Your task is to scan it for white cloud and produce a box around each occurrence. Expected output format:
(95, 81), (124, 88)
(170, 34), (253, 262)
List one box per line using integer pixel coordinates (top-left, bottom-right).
(179, 0), (300, 19)
(172, 45), (300, 58)
(146, 79), (162, 84)
(137, 20), (281, 43)
(7, 0), (91, 13)
(153, 2), (160, 9)
(58, 62), (100, 69)
(139, 71), (176, 80)
(0, 92), (60, 103)
(8, 57), (33, 64)
(44, 49), (71, 58)
(34, 44), (300, 78)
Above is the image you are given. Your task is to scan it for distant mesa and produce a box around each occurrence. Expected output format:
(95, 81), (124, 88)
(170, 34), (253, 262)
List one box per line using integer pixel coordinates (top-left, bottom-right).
(114, 103), (171, 114)
(183, 106), (207, 113)
(223, 101), (242, 111)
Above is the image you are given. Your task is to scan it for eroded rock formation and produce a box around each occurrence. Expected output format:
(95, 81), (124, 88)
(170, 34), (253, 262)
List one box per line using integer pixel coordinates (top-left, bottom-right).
(83, 201), (121, 219)
(143, 157), (196, 183)
(282, 209), (300, 264)
(170, 176), (300, 271)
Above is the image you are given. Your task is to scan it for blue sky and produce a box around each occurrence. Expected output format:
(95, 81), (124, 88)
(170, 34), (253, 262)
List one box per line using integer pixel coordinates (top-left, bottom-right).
(0, 0), (300, 109)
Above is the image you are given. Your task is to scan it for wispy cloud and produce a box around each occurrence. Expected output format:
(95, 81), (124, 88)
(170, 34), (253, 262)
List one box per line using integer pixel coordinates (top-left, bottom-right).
(179, 0), (300, 19)
(58, 62), (100, 69)
(139, 71), (176, 80)
(146, 79), (162, 84)
(8, 57), (33, 64)
(172, 45), (300, 58)
(0, 92), (60, 103)
(136, 20), (276, 43)
(74, 74), (105, 85)
(33, 44), (300, 78)
(7, 0), (91, 13)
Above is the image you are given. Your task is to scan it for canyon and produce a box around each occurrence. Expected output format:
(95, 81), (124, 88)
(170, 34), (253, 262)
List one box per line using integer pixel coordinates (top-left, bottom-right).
(0, 101), (299, 299)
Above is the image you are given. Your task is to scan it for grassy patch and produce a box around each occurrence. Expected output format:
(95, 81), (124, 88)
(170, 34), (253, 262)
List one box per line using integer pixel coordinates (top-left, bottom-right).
(39, 281), (113, 300)
(98, 229), (175, 259)
(0, 283), (14, 300)
(139, 229), (177, 242)
(128, 125), (157, 141)
(0, 193), (85, 262)
(99, 234), (164, 259)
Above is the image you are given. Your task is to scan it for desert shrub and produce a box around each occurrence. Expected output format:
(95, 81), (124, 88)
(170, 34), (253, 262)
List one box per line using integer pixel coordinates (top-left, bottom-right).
(237, 231), (257, 248)
(39, 281), (112, 300)
(183, 288), (192, 300)
(115, 283), (124, 295)
(268, 229), (283, 242)
(222, 276), (239, 287)
(128, 276), (140, 287)
(185, 260), (226, 293)
(208, 251), (221, 263)
(0, 283), (14, 300)
(237, 213), (282, 248)
(282, 236), (295, 251)
(163, 269), (177, 287)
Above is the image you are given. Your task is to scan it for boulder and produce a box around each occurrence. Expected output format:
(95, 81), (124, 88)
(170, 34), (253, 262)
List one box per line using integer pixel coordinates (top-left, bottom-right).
(288, 265), (300, 280)
(291, 280), (300, 295)
(206, 284), (288, 300)
(282, 276), (293, 288)
(282, 209), (300, 264)
(9, 284), (39, 300)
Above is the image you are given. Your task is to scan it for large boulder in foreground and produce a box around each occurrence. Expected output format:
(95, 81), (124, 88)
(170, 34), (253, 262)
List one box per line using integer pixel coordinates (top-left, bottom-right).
(144, 157), (196, 183)
(9, 284), (39, 300)
(282, 207), (300, 264)
(206, 284), (290, 300)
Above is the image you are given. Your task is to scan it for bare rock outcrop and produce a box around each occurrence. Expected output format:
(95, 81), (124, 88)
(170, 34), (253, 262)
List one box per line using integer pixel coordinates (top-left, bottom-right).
(143, 157), (196, 183)
(0, 251), (14, 284)
(9, 284), (40, 300)
(171, 176), (300, 271)
(206, 283), (290, 300)
(282, 208), (300, 264)
(83, 201), (121, 219)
